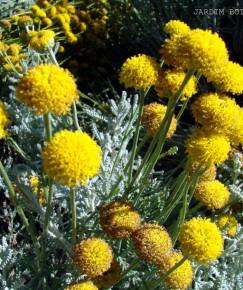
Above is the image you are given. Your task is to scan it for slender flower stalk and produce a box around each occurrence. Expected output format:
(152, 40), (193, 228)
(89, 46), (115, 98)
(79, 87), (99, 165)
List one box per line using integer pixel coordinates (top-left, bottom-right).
(70, 188), (77, 244)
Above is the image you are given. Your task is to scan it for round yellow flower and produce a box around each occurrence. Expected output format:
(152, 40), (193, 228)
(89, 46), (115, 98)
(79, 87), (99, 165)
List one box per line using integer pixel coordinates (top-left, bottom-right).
(155, 69), (197, 101)
(164, 20), (190, 35)
(42, 130), (102, 187)
(189, 162), (216, 183)
(100, 201), (141, 239)
(94, 259), (121, 288)
(217, 214), (238, 237)
(194, 180), (230, 211)
(191, 93), (240, 136)
(231, 107), (243, 146)
(158, 251), (193, 290)
(17, 64), (78, 115)
(142, 103), (177, 137)
(160, 34), (189, 68)
(28, 30), (55, 52)
(65, 281), (98, 290)
(179, 217), (224, 264)
(17, 15), (33, 27)
(132, 224), (173, 265)
(209, 61), (243, 95)
(0, 101), (10, 139)
(119, 54), (159, 91)
(73, 238), (113, 278)
(186, 129), (231, 166)
(181, 29), (228, 75)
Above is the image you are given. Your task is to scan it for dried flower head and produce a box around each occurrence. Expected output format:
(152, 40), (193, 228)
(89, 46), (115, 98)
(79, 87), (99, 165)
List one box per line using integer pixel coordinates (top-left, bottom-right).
(100, 201), (141, 239)
(179, 217), (224, 264)
(73, 238), (113, 278)
(42, 130), (102, 187)
(94, 259), (121, 288)
(132, 224), (173, 265)
(142, 103), (177, 137)
(17, 64), (78, 115)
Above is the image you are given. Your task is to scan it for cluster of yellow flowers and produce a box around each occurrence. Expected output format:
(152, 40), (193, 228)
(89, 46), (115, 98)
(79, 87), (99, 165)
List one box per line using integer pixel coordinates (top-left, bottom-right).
(7, 0), (110, 46)
(29, 175), (46, 206)
(28, 29), (55, 52)
(0, 41), (26, 73)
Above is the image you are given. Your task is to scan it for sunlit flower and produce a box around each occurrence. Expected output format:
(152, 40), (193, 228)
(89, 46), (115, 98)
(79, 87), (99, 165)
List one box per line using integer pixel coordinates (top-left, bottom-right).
(186, 129), (231, 166)
(209, 61), (243, 95)
(65, 281), (98, 290)
(100, 201), (141, 239)
(155, 69), (197, 101)
(179, 217), (224, 264)
(194, 180), (230, 211)
(42, 130), (102, 187)
(191, 93), (240, 136)
(142, 103), (177, 137)
(17, 64), (78, 115)
(132, 224), (172, 265)
(119, 54), (159, 91)
(158, 251), (193, 290)
(29, 175), (46, 206)
(28, 30), (55, 51)
(73, 238), (113, 278)
(217, 214), (238, 237)
(164, 20), (190, 35)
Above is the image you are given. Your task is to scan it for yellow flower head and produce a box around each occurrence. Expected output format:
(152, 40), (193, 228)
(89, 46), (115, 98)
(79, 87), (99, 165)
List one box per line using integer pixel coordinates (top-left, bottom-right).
(65, 281), (98, 290)
(159, 251), (193, 290)
(94, 259), (121, 288)
(73, 238), (113, 278)
(132, 224), (172, 265)
(0, 101), (10, 139)
(181, 29), (228, 75)
(17, 15), (33, 27)
(217, 214), (238, 237)
(191, 93), (240, 136)
(142, 103), (177, 137)
(179, 217), (224, 264)
(42, 130), (102, 187)
(194, 180), (230, 211)
(189, 162), (216, 183)
(119, 54), (159, 91)
(164, 20), (190, 35)
(17, 64), (78, 115)
(186, 129), (231, 166)
(209, 61), (243, 95)
(100, 201), (141, 239)
(28, 30), (55, 52)
(155, 69), (197, 101)
(160, 34), (189, 68)
(231, 108), (243, 146)
(7, 44), (21, 56)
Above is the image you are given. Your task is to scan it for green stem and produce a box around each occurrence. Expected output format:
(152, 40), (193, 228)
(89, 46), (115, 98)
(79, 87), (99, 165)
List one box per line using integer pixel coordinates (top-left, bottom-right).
(72, 101), (81, 131)
(176, 99), (189, 121)
(43, 113), (52, 141)
(7, 137), (31, 161)
(70, 188), (77, 244)
(128, 90), (146, 183)
(43, 180), (53, 232)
